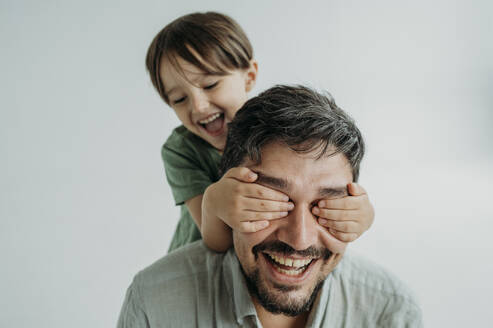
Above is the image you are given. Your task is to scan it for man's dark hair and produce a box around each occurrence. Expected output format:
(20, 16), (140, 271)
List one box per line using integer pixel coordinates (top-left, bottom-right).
(219, 85), (365, 181)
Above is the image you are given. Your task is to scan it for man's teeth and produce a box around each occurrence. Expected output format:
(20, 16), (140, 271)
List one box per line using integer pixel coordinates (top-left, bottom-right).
(276, 266), (305, 276)
(199, 113), (221, 124)
(267, 254), (312, 269)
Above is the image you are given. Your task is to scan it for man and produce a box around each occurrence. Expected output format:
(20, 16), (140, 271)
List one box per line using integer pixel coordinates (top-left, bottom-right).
(118, 85), (423, 327)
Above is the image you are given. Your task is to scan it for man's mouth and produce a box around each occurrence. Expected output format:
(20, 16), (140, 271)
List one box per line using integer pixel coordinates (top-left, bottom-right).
(263, 252), (316, 277)
(198, 113), (224, 135)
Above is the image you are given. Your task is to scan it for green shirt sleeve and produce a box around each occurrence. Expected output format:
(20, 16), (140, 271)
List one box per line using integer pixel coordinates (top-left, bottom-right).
(161, 126), (221, 205)
(161, 126), (222, 252)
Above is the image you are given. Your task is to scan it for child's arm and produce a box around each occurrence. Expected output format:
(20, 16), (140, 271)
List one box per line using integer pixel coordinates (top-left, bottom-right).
(201, 167), (294, 252)
(312, 183), (374, 242)
(184, 194), (205, 228)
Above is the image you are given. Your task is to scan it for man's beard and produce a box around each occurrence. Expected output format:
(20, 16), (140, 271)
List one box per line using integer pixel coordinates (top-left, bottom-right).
(243, 267), (325, 316)
(241, 241), (332, 317)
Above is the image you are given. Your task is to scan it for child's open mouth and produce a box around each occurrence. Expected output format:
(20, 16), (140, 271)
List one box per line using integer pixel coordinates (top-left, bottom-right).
(198, 113), (224, 135)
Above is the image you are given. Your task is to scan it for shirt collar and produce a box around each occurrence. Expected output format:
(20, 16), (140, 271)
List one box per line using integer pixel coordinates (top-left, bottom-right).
(223, 248), (258, 325)
(222, 248), (335, 327)
(305, 274), (333, 327)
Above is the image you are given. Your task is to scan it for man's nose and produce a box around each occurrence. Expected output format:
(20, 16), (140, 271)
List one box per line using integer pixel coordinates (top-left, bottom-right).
(190, 91), (209, 113)
(277, 203), (319, 251)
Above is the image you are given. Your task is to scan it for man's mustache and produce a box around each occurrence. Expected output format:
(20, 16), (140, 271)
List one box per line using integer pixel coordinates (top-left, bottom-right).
(252, 240), (332, 260)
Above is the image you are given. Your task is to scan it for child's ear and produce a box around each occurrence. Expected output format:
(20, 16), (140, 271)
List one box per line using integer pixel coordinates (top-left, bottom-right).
(244, 60), (258, 92)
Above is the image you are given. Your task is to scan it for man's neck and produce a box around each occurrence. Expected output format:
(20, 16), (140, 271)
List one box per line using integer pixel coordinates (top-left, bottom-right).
(253, 300), (309, 328)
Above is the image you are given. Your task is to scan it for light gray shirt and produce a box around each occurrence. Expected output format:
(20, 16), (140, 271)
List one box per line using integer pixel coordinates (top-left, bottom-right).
(118, 241), (423, 327)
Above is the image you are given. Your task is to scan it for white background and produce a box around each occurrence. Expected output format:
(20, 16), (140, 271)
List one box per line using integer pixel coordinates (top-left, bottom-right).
(1, 0), (492, 327)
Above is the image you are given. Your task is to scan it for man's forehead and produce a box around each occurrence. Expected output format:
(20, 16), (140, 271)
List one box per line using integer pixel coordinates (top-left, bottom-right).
(241, 142), (352, 195)
(250, 169), (349, 198)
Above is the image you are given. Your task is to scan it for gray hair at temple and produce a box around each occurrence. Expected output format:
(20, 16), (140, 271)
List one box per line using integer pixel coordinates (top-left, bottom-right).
(219, 85), (365, 181)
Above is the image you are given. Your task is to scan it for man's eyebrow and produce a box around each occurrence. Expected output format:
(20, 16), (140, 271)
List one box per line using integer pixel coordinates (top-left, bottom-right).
(255, 172), (288, 190)
(254, 171), (347, 197)
(319, 187), (348, 198)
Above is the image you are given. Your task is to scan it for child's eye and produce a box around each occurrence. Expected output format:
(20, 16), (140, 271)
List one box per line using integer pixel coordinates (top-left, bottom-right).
(172, 96), (186, 105)
(203, 81), (219, 90)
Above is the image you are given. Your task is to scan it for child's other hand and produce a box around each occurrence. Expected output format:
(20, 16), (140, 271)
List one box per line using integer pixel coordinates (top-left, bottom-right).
(209, 167), (293, 233)
(311, 183), (374, 243)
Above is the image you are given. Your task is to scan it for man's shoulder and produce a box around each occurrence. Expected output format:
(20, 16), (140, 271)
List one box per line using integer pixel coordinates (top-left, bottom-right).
(335, 252), (415, 297)
(134, 241), (224, 289)
(327, 252), (423, 326)
(128, 241), (228, 313)
(119, 242), (235, 326)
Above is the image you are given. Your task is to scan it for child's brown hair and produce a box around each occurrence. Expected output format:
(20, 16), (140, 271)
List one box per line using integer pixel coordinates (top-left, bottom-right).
(146, 12), (254, 103)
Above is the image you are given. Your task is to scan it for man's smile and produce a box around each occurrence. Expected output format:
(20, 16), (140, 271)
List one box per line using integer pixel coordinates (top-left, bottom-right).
(261, 252), (318, 284)
(266, 253), (314, 274)
(251, 241), (332, 286)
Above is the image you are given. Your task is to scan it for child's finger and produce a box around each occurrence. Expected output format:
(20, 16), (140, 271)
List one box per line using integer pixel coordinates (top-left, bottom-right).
(327, 228), (359, 243)
(347, 183), (367, 197)
(317, 196), (365, 210)
(317, 218), (360, 233)
(244, 211), (289, 221)
(243, 197), (294, 213)
(237, 220), (270, 233)
(242, 183), (290, 202)
(312, 207), (357, 221)
(224, 167), (258, 183)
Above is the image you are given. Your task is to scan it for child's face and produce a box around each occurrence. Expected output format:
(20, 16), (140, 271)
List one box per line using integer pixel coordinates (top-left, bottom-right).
(161, 56), (257, 151)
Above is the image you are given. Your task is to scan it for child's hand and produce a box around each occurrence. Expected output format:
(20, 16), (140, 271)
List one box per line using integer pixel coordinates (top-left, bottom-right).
(205, 167), (294, 233)
(311, 183), (374, 243)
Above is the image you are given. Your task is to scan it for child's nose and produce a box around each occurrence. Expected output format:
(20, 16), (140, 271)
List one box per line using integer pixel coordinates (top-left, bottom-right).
(190, 91), (209, 113)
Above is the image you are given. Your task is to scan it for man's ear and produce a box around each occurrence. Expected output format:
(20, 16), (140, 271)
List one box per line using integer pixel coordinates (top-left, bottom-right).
(244, 59), (258, 92)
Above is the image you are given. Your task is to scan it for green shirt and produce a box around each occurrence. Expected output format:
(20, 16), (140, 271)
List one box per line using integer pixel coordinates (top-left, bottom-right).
(118, 241), (423, 328)
(161, 126), (222, 252)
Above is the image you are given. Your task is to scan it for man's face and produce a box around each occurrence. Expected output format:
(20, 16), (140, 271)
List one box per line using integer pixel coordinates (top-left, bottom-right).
(233, 142), (353, 316)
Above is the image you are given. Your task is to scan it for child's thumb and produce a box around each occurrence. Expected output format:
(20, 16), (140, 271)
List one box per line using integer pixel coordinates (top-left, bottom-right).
(347, 183), (366, 196)
(228, 167), (257, 182)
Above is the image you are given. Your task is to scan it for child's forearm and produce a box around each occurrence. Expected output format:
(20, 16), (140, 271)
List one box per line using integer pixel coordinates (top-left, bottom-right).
(185, 194), (204, 228)
(201, 184), (234, 252)
(201, 213), (233, 252)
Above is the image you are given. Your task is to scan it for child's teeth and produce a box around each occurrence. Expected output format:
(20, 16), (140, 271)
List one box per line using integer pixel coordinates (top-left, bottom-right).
(199, 113), (221, 124)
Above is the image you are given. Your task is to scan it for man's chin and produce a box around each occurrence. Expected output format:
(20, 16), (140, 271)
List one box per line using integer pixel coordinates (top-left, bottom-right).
(243, 268), (324, 317)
